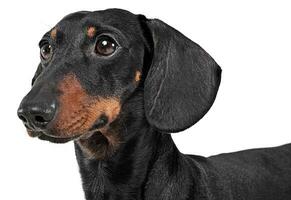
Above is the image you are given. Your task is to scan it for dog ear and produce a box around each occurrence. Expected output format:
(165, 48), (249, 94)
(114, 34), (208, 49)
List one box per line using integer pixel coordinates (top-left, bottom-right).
(143, 19), (221, 133)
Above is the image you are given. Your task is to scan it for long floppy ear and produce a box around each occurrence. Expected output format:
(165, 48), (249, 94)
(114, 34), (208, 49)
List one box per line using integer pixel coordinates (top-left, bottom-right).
(143, 19), (221, 133)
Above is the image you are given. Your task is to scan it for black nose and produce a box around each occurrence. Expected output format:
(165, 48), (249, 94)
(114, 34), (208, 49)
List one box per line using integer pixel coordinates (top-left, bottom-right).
(17, 102), (56, 130)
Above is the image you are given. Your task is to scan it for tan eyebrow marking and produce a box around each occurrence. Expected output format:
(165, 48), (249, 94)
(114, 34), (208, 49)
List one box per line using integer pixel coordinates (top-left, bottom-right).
(87, 26), (96, 38)
(50, 28), (57, 40)
(135, 70), (141, 82)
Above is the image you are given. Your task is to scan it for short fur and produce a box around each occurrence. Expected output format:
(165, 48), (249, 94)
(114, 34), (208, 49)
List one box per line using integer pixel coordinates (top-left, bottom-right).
(18, 9), (291, 200)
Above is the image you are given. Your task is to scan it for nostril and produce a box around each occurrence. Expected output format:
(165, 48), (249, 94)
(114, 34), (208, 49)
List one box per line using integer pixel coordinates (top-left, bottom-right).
(17, 102), (56, 129)
(18, 114), (28, 123)
(34, 115), (47, 124)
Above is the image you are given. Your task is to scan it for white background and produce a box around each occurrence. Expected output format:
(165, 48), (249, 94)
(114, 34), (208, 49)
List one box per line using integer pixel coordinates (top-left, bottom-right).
(0, 0), (290, 199)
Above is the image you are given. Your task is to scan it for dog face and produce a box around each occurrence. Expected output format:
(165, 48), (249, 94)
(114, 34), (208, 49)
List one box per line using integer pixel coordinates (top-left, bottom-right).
(18, 9), (221, 157)
(18, 10), (146, 143)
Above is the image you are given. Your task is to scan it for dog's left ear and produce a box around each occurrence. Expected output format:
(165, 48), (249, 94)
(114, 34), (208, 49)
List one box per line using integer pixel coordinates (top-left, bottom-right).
(142, 18), (221, 133)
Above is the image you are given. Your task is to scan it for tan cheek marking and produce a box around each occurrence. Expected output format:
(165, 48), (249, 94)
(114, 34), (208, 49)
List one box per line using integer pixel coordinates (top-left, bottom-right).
(52, 73), (121, 137)
(99, 127), (120, 148)
(87, 26), (96, 38)
(77, 127), (121, 160)
(50, 28), (57, 40)
(77, 139), (107, 159)
(135, 70), (141, 82)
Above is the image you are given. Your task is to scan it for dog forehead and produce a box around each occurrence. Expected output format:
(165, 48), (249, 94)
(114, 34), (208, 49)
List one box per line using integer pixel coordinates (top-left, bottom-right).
(85, 9), (138, 23)
(56, 9), (140, 35)
(59, 9), (134, 24)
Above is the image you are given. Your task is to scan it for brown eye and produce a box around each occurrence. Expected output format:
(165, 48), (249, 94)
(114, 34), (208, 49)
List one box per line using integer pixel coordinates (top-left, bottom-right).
(40, 43), (53, 61)
(95, 36), (118, 56)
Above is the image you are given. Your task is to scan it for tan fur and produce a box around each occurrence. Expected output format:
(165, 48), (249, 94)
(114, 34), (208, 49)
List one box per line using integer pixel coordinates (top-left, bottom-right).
(135, 70), (141, 82)
(87, 26), (96, 38)
(50, 28), (57, 40)
(77, 138), (107, 159)
(52, 73), (121, 137)
(77, 127), (121, 159)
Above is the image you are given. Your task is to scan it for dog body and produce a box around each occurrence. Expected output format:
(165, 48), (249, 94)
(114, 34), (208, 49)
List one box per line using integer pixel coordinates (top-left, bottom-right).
(76, 121), (291, 200)
(17, 9), (291, 200)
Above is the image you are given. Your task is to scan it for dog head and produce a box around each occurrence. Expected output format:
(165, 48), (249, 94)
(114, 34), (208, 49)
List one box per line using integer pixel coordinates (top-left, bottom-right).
(17, 9), (221, 157)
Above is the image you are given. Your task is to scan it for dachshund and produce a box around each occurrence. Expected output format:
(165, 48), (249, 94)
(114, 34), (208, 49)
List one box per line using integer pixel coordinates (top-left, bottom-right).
(17, 9), (291, 200)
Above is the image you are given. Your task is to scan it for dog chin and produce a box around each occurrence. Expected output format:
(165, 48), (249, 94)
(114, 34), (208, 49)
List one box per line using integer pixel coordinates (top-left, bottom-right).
(27, 128), (103, 144)
(37, 134), (78, 143)
(26, 129), (80, 144)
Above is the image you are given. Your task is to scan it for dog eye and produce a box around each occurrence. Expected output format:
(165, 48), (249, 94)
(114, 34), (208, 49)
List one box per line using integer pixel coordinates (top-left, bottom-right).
(95, 36), (117, 56)
(40, 43), (53, 61)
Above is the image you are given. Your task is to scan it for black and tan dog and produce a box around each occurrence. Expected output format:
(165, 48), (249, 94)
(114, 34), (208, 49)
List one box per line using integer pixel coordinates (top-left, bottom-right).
(17, 9), (291, 200)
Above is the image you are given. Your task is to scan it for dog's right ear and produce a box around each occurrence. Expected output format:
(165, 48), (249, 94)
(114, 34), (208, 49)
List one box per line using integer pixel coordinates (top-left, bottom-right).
(139, 17), (221, 133)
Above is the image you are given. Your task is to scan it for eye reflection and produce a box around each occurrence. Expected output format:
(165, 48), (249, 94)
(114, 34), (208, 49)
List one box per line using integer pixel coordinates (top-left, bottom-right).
(40, 43), (53, 60)
(95, 36), (118, 56)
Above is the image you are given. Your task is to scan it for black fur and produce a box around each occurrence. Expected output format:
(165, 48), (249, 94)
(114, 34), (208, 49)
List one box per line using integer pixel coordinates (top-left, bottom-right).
(18, 9), (291, 200)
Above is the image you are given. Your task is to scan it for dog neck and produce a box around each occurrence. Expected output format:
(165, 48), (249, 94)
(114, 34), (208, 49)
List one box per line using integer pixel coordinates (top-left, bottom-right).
(75, 130), (179, 199)
(74, 91), (183, 200)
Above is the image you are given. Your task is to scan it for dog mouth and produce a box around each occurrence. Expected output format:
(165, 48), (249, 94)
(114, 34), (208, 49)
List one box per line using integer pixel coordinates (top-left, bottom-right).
(26, 120), (107, 144)
(26, 129), (104, 144)
(38, 133), (80, 143)
(24, 114), (110, 143)
(24, 114), (111, 144)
